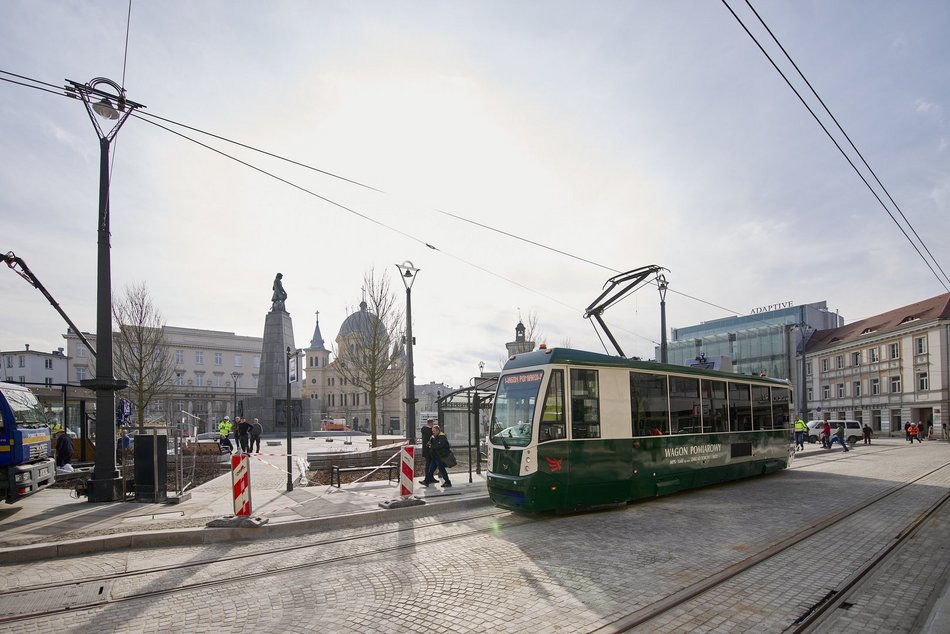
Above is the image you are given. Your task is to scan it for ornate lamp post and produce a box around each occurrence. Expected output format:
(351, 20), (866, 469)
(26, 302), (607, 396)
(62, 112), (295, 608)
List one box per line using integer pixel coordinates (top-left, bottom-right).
(67, 77), (144, 502)
(657, 273), (669, 364)
(397, 261), (419, 444)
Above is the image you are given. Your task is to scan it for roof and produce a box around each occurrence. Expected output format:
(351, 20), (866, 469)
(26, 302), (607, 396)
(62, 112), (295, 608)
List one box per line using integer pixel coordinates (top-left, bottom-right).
(806, 293), (950, 353)
(338, 301), (383, 340)
(503, 347), (789, 386)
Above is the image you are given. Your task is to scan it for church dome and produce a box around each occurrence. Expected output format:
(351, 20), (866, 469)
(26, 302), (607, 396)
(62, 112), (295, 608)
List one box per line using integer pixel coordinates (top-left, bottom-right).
(338, 301), (382, 340)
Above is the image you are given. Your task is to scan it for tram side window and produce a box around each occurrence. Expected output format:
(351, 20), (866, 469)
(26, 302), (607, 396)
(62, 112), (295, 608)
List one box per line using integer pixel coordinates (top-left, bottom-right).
(630, 372), (669, 436)
(752, 385), (773, 429)
(570, 369), (600, 439)
(728, 382), (753, 431)
(701, 379), (729, 433)
(669, 376), (700, 434)
(772, 388), (791, 429)
(539, 370), (566, 442)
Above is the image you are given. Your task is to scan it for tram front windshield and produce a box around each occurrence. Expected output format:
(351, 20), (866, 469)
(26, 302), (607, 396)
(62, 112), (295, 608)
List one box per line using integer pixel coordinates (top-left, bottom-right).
(490, 370), (543, 448)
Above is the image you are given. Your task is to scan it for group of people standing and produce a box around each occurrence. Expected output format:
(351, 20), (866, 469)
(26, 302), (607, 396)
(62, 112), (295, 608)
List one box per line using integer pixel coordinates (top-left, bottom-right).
(217, 415), (263, 453)
(904, 421), (929, 443)
(419, 418), (454, 488)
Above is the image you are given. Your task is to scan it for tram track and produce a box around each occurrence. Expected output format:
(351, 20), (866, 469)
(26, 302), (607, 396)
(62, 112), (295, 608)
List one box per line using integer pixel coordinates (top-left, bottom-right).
(0, 507), (516, 624)
(593, 459), (950, 633)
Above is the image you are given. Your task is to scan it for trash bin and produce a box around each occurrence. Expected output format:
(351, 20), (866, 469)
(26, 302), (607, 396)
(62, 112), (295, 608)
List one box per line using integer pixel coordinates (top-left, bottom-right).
(134, 428), (167, 503)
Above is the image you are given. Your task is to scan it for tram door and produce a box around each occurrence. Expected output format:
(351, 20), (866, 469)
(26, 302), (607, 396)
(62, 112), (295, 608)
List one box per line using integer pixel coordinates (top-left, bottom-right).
(566, 369), (629, 507)
(537, 370), (567, 510)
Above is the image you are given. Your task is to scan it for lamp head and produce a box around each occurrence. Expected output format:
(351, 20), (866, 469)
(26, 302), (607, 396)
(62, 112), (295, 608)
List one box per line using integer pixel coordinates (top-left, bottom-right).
(92, 97), (120, 120)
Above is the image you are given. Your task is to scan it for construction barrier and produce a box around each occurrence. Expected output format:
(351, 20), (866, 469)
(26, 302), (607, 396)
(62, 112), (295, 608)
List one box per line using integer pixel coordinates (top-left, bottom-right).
(231, 454), (251, 516)
(400, 445), (414, 497)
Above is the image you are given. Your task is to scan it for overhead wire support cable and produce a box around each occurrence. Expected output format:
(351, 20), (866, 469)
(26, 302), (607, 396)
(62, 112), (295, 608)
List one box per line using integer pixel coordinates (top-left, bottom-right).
(721, 0), (949, 293)
(743, 0), (950, 289)
(2, 68), (770, 337)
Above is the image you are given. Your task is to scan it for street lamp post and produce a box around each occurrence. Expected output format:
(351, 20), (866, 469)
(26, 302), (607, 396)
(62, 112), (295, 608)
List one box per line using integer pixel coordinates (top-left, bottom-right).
(286, 347), (299, 492)
(67, 77), (144, 503)
(231, 372), (239, 419)
(657, 273), (669, 364)
(397, 261), (419, 445)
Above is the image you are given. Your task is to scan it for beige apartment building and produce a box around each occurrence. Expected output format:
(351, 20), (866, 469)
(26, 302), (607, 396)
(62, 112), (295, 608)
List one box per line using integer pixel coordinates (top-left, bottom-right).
(804, 294), (950, 435)
(64, 326), (262, 431)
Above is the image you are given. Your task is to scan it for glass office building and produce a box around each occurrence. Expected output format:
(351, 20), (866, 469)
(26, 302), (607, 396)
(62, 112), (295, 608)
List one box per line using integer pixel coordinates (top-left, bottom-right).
(663, 302), (843, 410)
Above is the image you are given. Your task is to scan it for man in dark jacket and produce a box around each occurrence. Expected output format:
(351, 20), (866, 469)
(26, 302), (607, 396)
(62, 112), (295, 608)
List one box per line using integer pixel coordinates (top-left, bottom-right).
(419, 419), (437, 484)
(55, 429), (73, 468)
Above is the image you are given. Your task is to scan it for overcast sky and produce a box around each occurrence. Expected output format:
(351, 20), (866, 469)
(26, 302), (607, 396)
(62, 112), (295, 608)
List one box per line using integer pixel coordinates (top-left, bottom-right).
(2, 1), (949, 388)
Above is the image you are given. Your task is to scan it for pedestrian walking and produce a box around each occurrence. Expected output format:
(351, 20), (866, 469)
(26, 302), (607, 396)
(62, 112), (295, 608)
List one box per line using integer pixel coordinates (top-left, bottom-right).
(237, 417), (251, 453)
(827, 422), (850, 452)
(418, 419), (438, 484)
(820, 421), (831, 449)
(218, 416), (233, 452)
(793, 416), (807, 451)
(862, 423), (872, 445)
(420, 424), (453, 487)
(249, 417), (263, 453)
(909, 422), (922, 444)
(904, 421), (911, 442)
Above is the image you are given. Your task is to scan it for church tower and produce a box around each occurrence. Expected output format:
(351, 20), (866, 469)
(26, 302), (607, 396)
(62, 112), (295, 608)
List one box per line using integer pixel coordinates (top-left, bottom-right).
(505, 320), (535, 356)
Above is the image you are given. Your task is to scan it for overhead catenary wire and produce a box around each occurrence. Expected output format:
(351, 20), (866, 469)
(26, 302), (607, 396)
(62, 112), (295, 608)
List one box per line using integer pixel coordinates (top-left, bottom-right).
(741, 0), (950, 290)
(721, 0), (950, 293)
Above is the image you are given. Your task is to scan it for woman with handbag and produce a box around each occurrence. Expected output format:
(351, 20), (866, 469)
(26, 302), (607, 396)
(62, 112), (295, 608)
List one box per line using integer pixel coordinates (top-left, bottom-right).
(421, 424), (453, 488)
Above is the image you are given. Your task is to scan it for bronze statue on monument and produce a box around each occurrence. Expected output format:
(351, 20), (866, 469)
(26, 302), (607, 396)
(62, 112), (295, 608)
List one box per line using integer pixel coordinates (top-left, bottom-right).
(271, 273), (288, 312)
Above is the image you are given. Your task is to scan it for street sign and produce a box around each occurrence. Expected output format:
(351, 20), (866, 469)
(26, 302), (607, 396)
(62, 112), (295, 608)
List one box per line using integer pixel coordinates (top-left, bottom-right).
(289, 355), (297, 383)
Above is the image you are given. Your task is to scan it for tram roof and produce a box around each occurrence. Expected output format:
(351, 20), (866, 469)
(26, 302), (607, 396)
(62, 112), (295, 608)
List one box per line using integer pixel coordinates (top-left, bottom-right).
(503, 348), (790, 387)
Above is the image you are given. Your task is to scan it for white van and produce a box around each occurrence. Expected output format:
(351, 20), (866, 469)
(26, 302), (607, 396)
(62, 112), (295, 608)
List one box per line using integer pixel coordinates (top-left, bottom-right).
(806, 420), (863, 445)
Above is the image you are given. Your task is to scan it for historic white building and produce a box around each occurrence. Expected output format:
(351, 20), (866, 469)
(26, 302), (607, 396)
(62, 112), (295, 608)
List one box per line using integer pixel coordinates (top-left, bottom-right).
(804, 293), (950, 434)
(1, 344), (68, 386)
(63, 326), (262, 430)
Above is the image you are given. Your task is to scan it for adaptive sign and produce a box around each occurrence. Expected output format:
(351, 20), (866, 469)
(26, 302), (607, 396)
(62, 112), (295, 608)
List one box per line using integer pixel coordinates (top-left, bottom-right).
(503, 371), (543, 384)
(750, 301), (794, 314)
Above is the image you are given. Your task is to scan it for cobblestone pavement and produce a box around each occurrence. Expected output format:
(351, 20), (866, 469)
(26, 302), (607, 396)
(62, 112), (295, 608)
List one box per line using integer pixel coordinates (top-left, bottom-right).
(0, 438), (948, 633)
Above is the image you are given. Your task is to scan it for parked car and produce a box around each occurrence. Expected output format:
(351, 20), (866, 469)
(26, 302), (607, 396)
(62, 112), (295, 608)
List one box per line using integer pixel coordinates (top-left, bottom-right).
(807, 420), (862, 445)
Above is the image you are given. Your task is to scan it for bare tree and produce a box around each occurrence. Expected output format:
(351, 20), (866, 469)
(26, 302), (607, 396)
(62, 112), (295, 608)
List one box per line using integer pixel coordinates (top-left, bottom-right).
(113, 282), (175, 429)
(333, 269), (405, 447)
(524, 311), (545, 347)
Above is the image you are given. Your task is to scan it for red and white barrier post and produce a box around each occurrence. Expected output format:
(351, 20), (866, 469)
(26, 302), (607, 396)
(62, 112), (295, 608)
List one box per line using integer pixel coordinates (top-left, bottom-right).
(400, 445), (414, 497)
(231, 453), (252, 516)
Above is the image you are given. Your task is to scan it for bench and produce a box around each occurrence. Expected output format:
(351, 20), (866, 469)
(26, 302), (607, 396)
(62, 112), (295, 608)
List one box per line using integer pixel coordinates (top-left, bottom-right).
(330, 464), (399, 488)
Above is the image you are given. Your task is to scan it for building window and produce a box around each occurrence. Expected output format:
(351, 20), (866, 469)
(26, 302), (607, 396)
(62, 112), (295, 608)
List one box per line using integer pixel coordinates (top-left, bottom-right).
(4, 357), (11, 368)
(915, 337), (927, 355)
(174, 372), (185, 386)
(45, 377), (53, 386)
(851, 352), (861, 366)
(869, 348), (879, 363)
(822, 385), (830, 399)
(853, 382), (861, 397)
(196, 351), (204, 365)
(807, 387), (813, 401)
(213, 374), (223, 388)
(234, 355), (243, 367)
(215, 352), (223, 366)
(806, 362), (813, 376)
(821, 358), (829, 372)
(76, 367), (87, 381)
(836, 384), (845, 398)
(890, 376), (901, 393)
(918, 373), (929, 391)
(44, 358), (53, 369)
(195, 371), (205, 386)
(175, 350), (184, 364)
(77, 345), (87, 358)
(18, 356), (25, 368)
(254, 357), (261, 369)
(871, 378), (880, 395)
(888, 343), (900, 360)
(835, 355), (844, 369)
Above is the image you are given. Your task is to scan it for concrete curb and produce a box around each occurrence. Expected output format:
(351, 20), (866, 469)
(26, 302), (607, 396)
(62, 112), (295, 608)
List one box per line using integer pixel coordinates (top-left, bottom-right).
(0, 493), (494, 564)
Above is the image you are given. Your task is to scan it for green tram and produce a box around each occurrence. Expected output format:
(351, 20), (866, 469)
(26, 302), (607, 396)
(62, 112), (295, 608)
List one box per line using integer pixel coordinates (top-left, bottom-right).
(486, 348), (794, 513)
